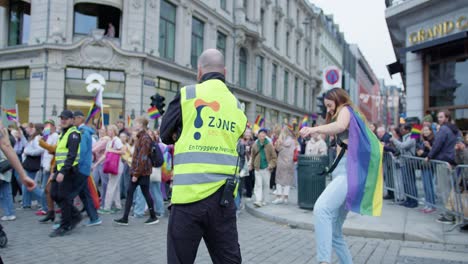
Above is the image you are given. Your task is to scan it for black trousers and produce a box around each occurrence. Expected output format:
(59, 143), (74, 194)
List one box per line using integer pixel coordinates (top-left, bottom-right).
(122, 176), (155, 220)
(167, 187), (241, 264)
(243, 170), (254, 198)
(50, 169), (80, 228)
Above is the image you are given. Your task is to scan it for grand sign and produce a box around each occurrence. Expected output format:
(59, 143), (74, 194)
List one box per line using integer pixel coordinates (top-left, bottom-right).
(408, 16), (468, 45)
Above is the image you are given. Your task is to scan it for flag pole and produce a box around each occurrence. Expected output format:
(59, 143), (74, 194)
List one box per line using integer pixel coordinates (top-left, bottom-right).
(15, 103), (19, 124)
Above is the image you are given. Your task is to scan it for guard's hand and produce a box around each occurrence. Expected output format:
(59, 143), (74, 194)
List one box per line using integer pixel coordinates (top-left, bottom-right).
(56, 173), (64, 183)
(22, 176), (36, 191)
(424, 157), (429, 163)
(132, 176), (138, 183)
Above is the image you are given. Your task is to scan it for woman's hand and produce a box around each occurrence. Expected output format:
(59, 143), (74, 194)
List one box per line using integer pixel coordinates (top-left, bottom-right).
(300, 127), (317, 138)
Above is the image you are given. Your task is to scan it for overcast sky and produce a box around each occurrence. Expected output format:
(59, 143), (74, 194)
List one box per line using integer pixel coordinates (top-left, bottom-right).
(310, 0), (403, 87)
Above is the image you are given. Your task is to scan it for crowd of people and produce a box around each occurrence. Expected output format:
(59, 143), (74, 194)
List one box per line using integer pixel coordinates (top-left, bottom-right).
(0, 112), (173, 237)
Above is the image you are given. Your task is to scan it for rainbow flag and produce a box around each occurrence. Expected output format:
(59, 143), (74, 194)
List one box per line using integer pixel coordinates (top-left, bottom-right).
(300, 115), (309, 129)
(253, 115), (264, 133)
(3, 108), (17, 121)
(148, 106), (161, 120)
(346, 106), (383, 216)
(43, 124), (51, 136)
(85, 103), (101, 124)
(410, 124), (422, 139)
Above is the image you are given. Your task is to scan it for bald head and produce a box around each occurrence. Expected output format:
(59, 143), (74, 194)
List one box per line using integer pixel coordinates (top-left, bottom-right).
(198, 49), (225, 77)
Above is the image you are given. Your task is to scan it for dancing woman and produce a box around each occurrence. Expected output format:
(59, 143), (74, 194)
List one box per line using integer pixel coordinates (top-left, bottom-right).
(300, 88), (383, 264)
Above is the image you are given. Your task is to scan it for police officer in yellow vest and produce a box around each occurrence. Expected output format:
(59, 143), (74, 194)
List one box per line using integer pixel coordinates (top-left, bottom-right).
(161, 49), (247, 264)
(49, 110), (82, 237)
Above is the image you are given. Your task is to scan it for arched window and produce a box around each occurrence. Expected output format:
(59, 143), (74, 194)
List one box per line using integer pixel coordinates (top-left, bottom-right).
(239, 48), (247, 88)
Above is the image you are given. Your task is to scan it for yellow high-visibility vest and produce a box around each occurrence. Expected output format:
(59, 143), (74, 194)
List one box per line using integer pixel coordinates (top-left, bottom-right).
(55, 126), (80, 171)
(171, 79), (247, 204)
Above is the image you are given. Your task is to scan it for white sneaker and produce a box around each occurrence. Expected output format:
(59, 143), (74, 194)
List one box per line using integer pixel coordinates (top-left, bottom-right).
(262, 202), (267, 206)
(283, 199), (289, 205)
(272, 198), (283, 205)
(1, 215), (16, 221)
(253, 201), (262, 207)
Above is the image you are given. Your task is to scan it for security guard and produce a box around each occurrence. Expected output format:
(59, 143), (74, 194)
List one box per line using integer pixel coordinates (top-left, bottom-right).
(160, 49), (247, 264)
(49, 110), (82, 237)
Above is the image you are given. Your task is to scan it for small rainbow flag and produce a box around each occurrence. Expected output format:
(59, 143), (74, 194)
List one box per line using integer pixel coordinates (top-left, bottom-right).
(410, 124), (422, 139)
(43, 124), (51, 136)
(253, 115), (264, 133)
(3, 108), (17, 121)
(148, 106), (161, 120)
(285, 123), (294, 132)
(85, 102), (101, 124)
(346, 106), (383, 216)
(300, 115), (309, 129)
(127, 115), (132, 127)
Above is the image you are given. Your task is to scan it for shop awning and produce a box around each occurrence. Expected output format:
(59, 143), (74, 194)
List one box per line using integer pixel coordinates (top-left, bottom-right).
(400, 30), (468, 54)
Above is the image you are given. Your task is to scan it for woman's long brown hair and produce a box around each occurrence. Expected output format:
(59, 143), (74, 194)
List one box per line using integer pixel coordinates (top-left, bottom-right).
(323, 88), (355, 124)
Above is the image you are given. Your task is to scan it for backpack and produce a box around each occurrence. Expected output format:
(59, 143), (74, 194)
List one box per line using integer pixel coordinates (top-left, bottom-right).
(150, 141), (164, 168)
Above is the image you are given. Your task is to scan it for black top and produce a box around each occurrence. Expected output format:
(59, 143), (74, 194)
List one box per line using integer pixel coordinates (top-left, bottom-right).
(57, 126), (81, 176)
(160, 72), (226, 145)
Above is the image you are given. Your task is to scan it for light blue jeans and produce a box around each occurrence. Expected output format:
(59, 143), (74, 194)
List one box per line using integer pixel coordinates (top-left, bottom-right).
(22, 170), (46, 211)
(0, 180), (15, 216)
(149, 181), (165, 216)
(314, 156), (352, 264)
(133, 186), (146, 217)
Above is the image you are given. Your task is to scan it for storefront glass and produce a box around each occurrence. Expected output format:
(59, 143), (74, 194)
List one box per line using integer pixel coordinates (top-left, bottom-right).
(0, 68), (30, 124)
(65, 67), (124, 127)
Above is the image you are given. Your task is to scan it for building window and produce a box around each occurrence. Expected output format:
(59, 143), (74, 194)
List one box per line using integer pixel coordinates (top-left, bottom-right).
(304, 48), (308, 68)
(256, 56), (264, 93)
(286, 0), (290, 17)
(272, 64), (277, 99)
(220, 0), (227, 11)
(74, 3), (121, 38)
(156, 77), (180, 104)
(191, 17), (204, 69)
(274, 21), (279, 49)
(159, 0), (176, 61)
(284, 71), (289, 103)
(0, 68), (30, 123)
(303, 81), (307, 109)
(239, 48), (247, 88)
(216, 31), (227, 62)
(256, 105), (266, 119)
(286, 32), (290, 57)
(294, 77), (299, 106)
(296, 40), (300, 63)
(8, 0), (30, 46)
(65, 67), (125, 126)
(296, 9), (300, 26)
(260, 9), (265, 37)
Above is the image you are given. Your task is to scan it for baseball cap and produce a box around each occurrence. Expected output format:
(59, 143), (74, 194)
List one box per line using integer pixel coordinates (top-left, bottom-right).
(258, 128), (268, 135)
(73, 110), (85, 118)
(44, 119), (55, 126)
(59, 110), (74, 119)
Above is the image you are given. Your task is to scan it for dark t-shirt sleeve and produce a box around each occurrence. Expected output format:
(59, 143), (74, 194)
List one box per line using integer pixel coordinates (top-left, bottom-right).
(160, 92), (182, 145)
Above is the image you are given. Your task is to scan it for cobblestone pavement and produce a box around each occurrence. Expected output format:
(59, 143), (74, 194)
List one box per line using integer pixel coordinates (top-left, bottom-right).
(0, 207), (467, 264)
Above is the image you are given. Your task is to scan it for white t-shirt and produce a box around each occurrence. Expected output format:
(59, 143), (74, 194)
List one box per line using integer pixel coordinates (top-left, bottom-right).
(107, 136), (123, 151)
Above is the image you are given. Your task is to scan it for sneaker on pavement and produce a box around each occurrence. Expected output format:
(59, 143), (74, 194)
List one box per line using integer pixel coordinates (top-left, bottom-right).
(436, 215), (455, 225)
(459, 224), (468, 232)
(98, 209), (112, 214)
(144, 217), (159, 225)
(85, 218), (102, 227)
(283, 199), (288, 205)
(261, 202), (267, 206)
(1, 215), (16, 221)
(52, 222), (61, 230)
(49, 226), (72, 238)
(253, 201), (262, 208)
(113, 218), (129, 226)
(423, 208), (436, 214)
(271, 198), (283, 205)
(35, 210), (47, 216)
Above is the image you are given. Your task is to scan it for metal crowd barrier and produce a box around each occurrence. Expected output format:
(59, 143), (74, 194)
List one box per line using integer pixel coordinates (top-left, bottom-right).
(382, 153), (467, 229)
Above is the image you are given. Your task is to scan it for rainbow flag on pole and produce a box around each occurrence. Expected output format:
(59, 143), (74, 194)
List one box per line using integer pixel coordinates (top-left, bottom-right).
(127, 115), (132, 127)
(253, 115), (264, 133)
(148, 106), (161, 120)
(300, 115), (309, 129)
(346, 106), (383, 216)
(410, 124), (423, 139)
(2, 108), (17, 121)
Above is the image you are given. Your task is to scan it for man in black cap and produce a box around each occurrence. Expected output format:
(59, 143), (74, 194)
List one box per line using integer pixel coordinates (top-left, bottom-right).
(49, 110), (82, 237)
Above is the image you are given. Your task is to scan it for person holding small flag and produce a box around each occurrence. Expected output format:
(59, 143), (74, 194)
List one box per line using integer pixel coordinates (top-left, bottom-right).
(300, 88), (384, 264)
